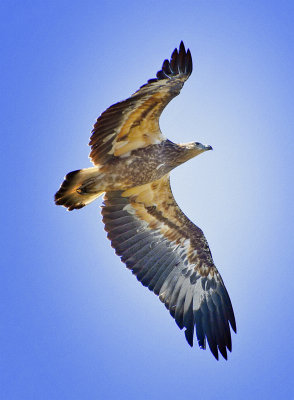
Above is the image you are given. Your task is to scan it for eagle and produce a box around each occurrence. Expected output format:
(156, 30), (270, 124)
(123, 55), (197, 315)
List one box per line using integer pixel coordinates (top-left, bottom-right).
(55, 42), (236, 360)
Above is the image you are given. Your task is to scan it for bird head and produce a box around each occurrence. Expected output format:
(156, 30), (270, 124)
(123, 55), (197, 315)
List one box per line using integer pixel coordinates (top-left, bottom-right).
(181, 141), (213, 155)
(176, 141), (212, 164)
(191, 141), (213, 152)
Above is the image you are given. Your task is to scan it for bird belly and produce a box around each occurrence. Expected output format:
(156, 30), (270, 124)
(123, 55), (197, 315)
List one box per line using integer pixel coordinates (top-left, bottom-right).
(97, 158), (170, 191)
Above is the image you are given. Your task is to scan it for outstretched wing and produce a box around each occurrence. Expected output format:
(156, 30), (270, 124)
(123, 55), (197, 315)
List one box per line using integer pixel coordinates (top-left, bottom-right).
(89, 41), (192, 165)
(101, 175), (236, 360)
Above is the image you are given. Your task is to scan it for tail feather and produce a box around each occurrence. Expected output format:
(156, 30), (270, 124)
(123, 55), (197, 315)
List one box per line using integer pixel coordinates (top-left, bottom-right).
(55, 167), (103, 211)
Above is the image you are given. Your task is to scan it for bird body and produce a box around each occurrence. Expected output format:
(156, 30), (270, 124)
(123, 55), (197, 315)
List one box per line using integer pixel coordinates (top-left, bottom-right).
(56, 140), (211, 210)
(55, 42), (236, 360)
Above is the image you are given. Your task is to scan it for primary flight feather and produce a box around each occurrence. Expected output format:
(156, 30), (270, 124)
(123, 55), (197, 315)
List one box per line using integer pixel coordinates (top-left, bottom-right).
(55, 41), (236, 360)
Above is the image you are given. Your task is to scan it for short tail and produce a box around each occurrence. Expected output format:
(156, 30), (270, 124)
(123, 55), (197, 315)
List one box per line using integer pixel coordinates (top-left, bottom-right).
(55, 167), (103, 211)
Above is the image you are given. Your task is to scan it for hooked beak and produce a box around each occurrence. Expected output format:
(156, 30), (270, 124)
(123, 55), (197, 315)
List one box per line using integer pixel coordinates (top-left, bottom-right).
(195, 142), (213, 151)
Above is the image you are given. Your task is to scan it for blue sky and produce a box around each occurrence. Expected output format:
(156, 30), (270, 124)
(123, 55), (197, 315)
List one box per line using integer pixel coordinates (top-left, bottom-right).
(1, 1), (293, 399)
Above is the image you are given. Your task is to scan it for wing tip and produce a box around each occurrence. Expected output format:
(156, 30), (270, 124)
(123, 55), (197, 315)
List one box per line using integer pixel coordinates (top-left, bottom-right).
(141, 42), (192, 90)
(159, 41), (193, 81)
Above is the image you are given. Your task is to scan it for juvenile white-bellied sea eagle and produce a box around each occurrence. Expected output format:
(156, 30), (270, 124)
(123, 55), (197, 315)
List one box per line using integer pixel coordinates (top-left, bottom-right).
(55, 42), (236, 360)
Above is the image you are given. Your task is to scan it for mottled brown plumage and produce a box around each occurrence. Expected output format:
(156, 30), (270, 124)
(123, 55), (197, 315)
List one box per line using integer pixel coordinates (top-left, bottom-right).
(55, 42), (236, 359)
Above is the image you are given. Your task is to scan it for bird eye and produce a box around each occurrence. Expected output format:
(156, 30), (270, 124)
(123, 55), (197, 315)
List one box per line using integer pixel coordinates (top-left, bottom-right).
(195, 142), (200, 145)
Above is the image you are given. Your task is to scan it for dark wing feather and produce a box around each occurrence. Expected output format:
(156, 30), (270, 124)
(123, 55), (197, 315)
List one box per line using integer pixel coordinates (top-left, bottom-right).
(101, 175), (236, 360)
(89, 41), (192, 165)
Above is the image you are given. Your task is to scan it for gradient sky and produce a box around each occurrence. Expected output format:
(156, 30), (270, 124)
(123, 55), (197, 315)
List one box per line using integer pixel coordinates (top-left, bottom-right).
(1, 1), (293, 399)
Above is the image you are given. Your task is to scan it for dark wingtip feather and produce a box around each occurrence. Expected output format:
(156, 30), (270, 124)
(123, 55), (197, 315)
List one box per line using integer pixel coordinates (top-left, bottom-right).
(162, 59), (172, 75)
(179, 41), (185, 53)
(230, 313), (237, 333)
(185, 328), (194, 347)
(170, 48), (179, 73)
(218, 345), (228, 360)
(212, 349), (219, 361)
(186, 49), (192, 75)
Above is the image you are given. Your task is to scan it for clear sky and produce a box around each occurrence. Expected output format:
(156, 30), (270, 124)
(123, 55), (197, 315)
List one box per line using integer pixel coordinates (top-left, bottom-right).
(1, 1), (293, 399)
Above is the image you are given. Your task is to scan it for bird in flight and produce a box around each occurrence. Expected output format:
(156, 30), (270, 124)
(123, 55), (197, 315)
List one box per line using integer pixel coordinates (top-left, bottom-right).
(55, 41), (236, 360)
